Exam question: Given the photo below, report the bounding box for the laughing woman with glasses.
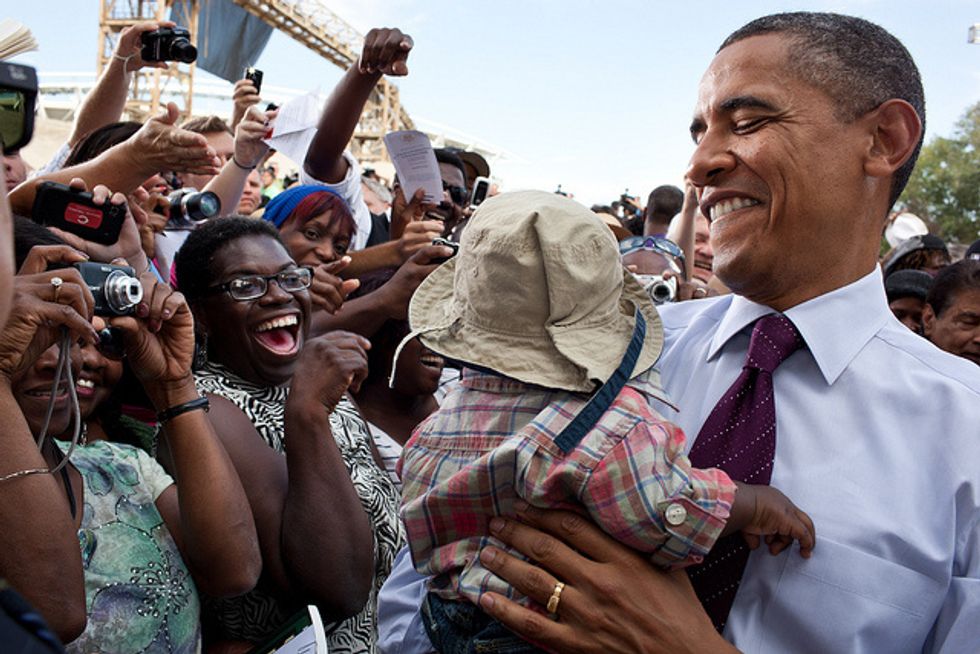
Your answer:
[175,218,403,653]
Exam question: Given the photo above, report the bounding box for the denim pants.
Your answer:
[421,592,546,654]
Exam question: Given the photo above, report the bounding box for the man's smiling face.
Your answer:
[686,34,871,308]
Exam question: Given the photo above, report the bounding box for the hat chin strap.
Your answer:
[388,320,454,389]
[553,309,646,453]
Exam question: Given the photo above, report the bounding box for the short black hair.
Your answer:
[64,121,142,167]
[434,148,468,187]
[926,259,980,317]
[13,215,66,270]
[645,185,684,220]
[175,217,283,301]
[720,12,925,209]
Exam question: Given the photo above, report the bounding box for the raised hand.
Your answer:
[359,28,414,76]
[129,102,222,177]
[734,484,816,557]
[113,20,177,73]
[230,77,262,131]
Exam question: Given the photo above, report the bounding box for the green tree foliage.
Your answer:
[899,102,980,243]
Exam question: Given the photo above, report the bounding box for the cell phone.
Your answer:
[431,237,459,264]
[32,181,126,245]
[244,67,263,94]
[470,176,491,208]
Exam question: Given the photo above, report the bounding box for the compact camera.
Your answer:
[73,262,143,317]
[165,188,221,229]
[32,181,127,245]
[141,27,197,64]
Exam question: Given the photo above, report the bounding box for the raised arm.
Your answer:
[69,21,173,146]
[203,105,276,216]
[9,103,220,215]
[666,183,698,282]
[303,28,414,184]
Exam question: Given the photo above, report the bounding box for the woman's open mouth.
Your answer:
[253,314,301,356]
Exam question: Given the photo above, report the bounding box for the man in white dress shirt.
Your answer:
[378,12,980,654]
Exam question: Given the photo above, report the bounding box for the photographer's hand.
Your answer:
[230,78,262,131]
[0,270,97,382]
[113,20,176,73]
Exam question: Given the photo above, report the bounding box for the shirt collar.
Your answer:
[707,267,890,385]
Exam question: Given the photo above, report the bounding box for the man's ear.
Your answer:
[863,99,922,179]
[921,302,937,339]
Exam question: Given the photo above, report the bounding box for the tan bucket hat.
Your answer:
[399,190,663,393]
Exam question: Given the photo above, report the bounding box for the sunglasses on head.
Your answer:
[619,236,687,278]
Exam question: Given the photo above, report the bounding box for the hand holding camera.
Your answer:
[234,104,278,171]
[140,26,197,64]
[230,73,263,130]
[113,21,178,73]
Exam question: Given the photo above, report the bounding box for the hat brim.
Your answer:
[408,258,663,393]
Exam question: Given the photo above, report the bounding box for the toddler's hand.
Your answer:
[733,483,815,558]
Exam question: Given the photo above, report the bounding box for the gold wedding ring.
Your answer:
[546,581,565,614]
[50,276,63,301]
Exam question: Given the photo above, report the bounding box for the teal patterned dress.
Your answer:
[58,440,200,654]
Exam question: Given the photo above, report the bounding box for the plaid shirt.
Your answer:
[399,369,736,605]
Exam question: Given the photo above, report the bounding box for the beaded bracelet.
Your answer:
[156,397,210,423]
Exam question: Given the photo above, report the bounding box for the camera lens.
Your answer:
[103,270,143,314]
[182,190,221,222]
[650,282,673,304]
[169,37,197,64]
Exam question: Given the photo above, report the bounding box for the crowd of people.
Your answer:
[0,10,978,654]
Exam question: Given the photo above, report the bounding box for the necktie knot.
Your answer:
[745,314,804,373]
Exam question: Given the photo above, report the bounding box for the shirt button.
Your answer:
[665,503,687,526]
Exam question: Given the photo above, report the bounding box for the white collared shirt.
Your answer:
[652,267,980,653]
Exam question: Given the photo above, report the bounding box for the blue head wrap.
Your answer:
[262,184,348,229]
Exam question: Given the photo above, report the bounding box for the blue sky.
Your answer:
[10,1,980,206]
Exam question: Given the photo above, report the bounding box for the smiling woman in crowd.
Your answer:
[175,217,403,653]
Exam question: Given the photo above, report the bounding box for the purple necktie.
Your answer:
[687,313,804,631]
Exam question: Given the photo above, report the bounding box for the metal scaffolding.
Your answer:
[98,0,413,163]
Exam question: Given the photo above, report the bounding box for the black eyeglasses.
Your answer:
[443,181,468,206]
[204,267,313,301]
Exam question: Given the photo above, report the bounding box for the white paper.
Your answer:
[248,605,328,654]
[383,130,442,203]
[263,90,324,167]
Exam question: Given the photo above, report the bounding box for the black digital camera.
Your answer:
[73,262,143,317]
[141,27,197,64]
[33,181,127,245]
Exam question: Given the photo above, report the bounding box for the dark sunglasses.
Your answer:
[443,181,468,206]
[203,267,313,302]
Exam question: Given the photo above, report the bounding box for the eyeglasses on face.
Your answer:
[442,181,468,206]
[204,267,313,301]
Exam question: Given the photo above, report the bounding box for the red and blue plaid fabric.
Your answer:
[399,369,736,606]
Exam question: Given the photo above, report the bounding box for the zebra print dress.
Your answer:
[195,360,405,653]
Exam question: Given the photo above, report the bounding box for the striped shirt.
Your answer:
[399,369,736,605]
